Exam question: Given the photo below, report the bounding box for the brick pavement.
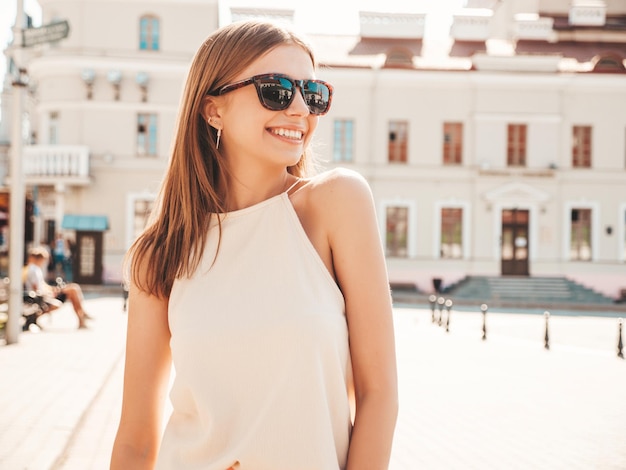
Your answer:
[1,298,625,469]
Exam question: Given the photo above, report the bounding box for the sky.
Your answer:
[0,0,464,89]
[1,0,42,86]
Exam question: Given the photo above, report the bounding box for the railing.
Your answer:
[514,14,555,40]
[569,3,606,27]
[359,11,425,39]
[22,145,90,184]
[450,9,492,41]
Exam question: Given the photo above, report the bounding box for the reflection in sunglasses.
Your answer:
[212,73,333,115]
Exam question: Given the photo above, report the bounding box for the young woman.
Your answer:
[111,20,397,470]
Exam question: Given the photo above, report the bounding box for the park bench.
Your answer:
[0,277,62,333]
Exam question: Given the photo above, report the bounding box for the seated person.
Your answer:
[24,247,92,329]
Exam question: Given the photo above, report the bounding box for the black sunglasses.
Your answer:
[210,73,333,116]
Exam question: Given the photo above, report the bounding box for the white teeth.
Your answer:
[271,128,303,140]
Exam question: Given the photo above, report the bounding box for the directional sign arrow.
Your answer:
[21,20,70,48]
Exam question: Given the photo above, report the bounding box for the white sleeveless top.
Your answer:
[156,186,353,470]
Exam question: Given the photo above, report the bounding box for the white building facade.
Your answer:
[1,0,625,298]
[1,0,220,283]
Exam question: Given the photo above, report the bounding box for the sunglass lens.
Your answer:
[258,77,294,110]
[256,76,331,115]
[303,81,330,115]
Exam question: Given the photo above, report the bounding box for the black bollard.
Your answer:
[480,303,488,341]
[437,297,445,326]
[618,318,624,359]
[123,284,129,312]
[445,299,453,333]
[429,295,437,323]
[544,311,550,350]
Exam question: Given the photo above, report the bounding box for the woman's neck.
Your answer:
[222,170,295,212]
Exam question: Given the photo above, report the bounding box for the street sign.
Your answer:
[21,20,70,48]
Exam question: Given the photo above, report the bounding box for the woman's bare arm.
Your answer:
[110,277,172,469]
[324,170,399,469]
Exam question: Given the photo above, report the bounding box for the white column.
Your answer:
[6,0,26,344]
[54,183,66,232]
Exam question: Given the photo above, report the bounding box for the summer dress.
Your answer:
[156,182,353,470]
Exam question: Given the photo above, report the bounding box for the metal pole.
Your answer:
[437,296,445,326]
[617,318,624,359]
[429,294,436,323]
[445,299,453,333]
[544,311,550,350]
[6,0,26,344]
[480,303,488,341]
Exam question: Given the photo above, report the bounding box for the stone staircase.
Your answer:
[443,275,616,309]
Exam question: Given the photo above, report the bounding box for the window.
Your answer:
[570,208,592,261]
[385,206,408,257]
[383,48,413,68]
[137,113,157,156]
[79,235,96,277]
[572,125,592,168]
[441,208,463,259]
[623,210,626,261]
[388,121,408,163]
[443,122,463,165]
[139,15,160,51]
[49,112,59,144]
[592,53,626,73]
[507,124,526,166]
[333,119,354,162]
[133,198,154,241]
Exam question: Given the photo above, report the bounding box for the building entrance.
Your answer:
[74,231,103,284]
[501,208,529,276]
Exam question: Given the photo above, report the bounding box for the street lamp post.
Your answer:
[6,0,27,344]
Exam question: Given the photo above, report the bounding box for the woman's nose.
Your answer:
[286,86,310,116]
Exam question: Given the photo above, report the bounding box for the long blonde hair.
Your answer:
[128,20,317,298]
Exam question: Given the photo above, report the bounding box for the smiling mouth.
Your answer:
[270,128,304,140]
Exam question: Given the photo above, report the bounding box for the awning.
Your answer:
[62,214,109,231]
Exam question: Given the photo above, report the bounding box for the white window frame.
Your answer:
[139,15,160,51]
[137,113,158,156]
[333,118,355,163]
[563,201,600,262]
[379,199,417,258]
[491,202,539,262]
[49,111,59,145]
[619,203,626,262]
[126,192,157,249]
[434,200,471,260]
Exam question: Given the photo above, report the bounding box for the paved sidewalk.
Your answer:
[1,299,625,469]
[0,296,127,470]
[391,308,626,470]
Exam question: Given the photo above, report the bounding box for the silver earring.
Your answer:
[208,117,221,150]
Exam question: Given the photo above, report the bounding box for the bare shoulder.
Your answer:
[303,168,373,212]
